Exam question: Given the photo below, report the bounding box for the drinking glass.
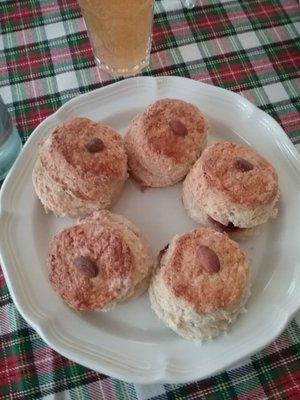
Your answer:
[0,97,22,181]
[78,0,155,77]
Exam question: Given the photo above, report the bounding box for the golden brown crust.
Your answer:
[162,228,249,314]
[201,142,278,207]
[39,117,127,201]
[48,223,133,311]
[142,99,207,163]
[125,99,208,187]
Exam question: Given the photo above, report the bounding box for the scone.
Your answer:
[183,142,279,239]
[33,117,128,217]
[48,210,153,311]
[149,228,250,341]
[125,99,208,187]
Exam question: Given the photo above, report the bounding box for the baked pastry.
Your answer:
[182,141,279,239]
[149,228,250,341]
[125,98,208,187]
[48,210,153,311]
[33,117,128,217]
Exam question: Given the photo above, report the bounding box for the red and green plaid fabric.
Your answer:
[1,0,300,399]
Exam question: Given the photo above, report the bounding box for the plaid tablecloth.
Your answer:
[0,0,300,399]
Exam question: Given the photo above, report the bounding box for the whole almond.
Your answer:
[169,119,188,136]
[85,138,104,153]
[235,157,254,172]
[198,245,220,274]
[73,256,98,278]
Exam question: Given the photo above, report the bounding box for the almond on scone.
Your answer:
[182,141,279,240]
[33,117,128,217]
[125,98,208,188]
[48,211,153,311]
[149,228,250,341]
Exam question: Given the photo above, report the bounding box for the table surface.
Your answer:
[0,1,300,399]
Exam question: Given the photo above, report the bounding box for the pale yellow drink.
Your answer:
[78,0,154,77]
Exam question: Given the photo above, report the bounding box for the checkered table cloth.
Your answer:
[0,0,299,399]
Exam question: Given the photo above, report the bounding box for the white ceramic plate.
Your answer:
[0,77,300,384]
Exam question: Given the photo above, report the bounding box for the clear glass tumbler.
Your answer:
[78,0,155,77]
[0,97,22,181]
